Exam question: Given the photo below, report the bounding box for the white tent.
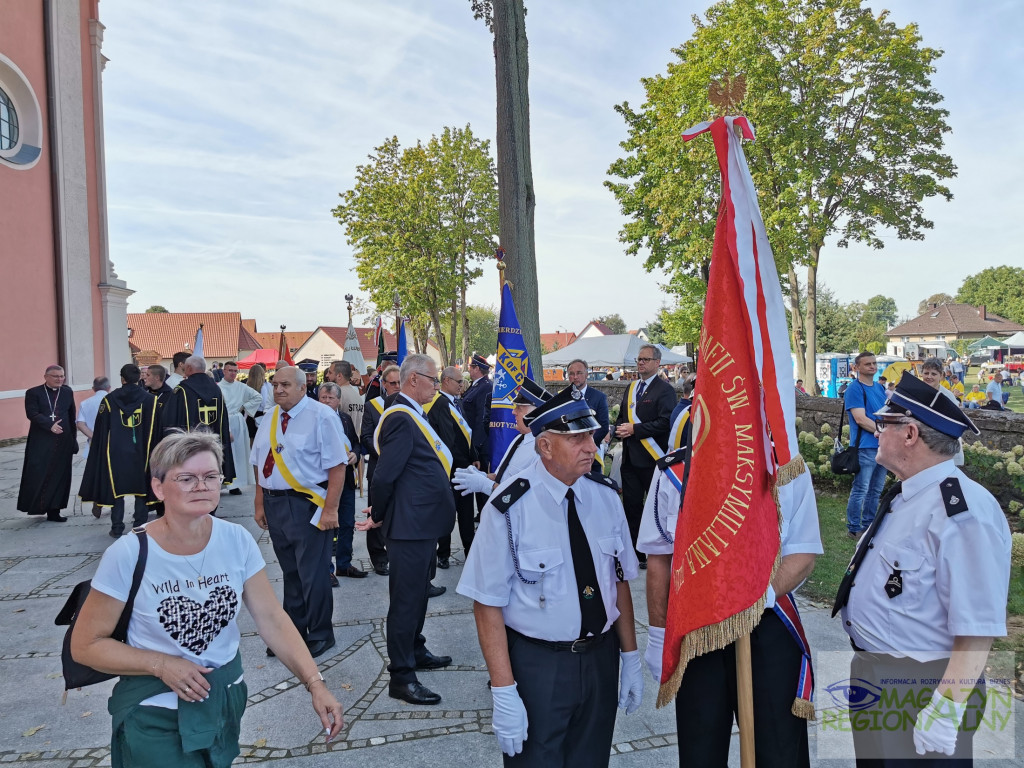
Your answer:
[1000,331,1024,349]
[542,334,691,367]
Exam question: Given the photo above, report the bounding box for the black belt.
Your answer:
[507,626,611,654]
[262,488,312,499]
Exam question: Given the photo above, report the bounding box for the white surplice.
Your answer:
[218,379,264,489]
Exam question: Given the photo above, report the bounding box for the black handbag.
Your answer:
[55,528,148,696]
[830,386,867,475]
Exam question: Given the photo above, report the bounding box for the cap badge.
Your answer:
[582,586,595,599]
[501,494,511,504]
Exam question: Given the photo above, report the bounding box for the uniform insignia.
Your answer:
[582,586,595,599]
[940,477,968,517]
[491,478,530,514]
[274,444,284,454]
[583,470,620,492]
[570,388,582,400]
[656,449,686,470]
[884,570,903,599]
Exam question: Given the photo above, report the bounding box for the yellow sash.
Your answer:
[669,405,690,451]
[627,380,665,461]
[268,406,327,509]
[426,394,472,449]
[369,397,384,415]
[374,404,453,477]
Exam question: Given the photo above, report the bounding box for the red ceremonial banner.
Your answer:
[658,118,782,705]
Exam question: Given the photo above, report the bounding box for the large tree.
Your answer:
[596,313,627,335]
[956,266,1024,325]
[333,126,498,365]
[916,292,954,315]
[606,0,954,393]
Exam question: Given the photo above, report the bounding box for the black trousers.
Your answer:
[263,491,334,644]
[504,628,620,768]
[365,460,388,567]
[386,537,439,685]
[437,489,475,559]
[619,451,655,556]
[110,497,148,535]
[674,610,810,767]
[850,652,985,767]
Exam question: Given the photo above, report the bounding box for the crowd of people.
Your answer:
[14,342,1015,766]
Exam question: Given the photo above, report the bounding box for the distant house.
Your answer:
[293,327,445,371]
[885,303,1024,358]
[577,321,615,340]
[126,312,262,368]
[251,330,313,357]
[541,331,577,352]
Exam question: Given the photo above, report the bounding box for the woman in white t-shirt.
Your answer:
[71,431,343,767]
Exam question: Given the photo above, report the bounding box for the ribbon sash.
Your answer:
[268,406,327,509]
[627,380,665,461]
[374,404,453,477]
[369,397,384,415]
[669,406,691,451]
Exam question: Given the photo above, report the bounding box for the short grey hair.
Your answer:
[185,355,207,373]
[150,430,223,481]
[921,357,942,374]
[331,360,353,378]
[275,366,305,387]
[92,376,111,391]
[568,359,588,372]
[399,354,434,385]
[318,381,342,404]
[639,344,661,362]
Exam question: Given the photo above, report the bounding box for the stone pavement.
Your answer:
[0,439,1019,766]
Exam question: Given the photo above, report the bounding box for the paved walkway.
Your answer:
[0,439,1018,766]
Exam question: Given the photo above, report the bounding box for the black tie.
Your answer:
[832,481,902,617]
[566,489,607,638]
[454,397,464,416]
[636,380,646,401]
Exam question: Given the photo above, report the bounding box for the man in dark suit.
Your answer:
[18,365,78,522]
[461,353,492,515]
[360,364,401,576]
[567,357,610,446]
[428,365,476,568]
[613,345,676,566]
[357,354,456,705]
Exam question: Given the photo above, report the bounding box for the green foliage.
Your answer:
[657,274,708,345]
[864,295,898,329]
[917,292,954,316]
[448,304,499,362]
[333,125,498,365]
[145,305,169,313]
[606,0,955,389]
[815,285,892,353]
[956,266,1024,324]
[596,314,627,335]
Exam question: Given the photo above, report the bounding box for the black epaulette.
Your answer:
[491,478,530,514]
[584,470,620,492]
[657,448,687,471]
[940,477,968,517]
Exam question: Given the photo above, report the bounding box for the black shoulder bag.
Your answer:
[55,527,148,697]
[830,386,868,475]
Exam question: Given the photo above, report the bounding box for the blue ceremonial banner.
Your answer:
[490,282,533,468]
[397,319,408,365]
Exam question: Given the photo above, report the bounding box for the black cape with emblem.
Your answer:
[79,385,160,507]
[18,384,78,513]
[160,373,235,483]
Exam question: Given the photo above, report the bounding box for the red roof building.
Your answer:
[541,331,577,352]
[126,312,263,366]
[885,303,1024,357]
[251,330,313,356]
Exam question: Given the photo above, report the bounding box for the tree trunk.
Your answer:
[788,263,807,388]
[460,271,469,366]
[447,292,459,367]
[803,251,820,396]
[492,0,540,366]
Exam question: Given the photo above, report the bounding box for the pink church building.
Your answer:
[0,0,131,439]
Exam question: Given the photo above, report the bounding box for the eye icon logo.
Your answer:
[824,679,882,711]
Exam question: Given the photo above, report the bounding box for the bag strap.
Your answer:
[111,528,148,642]
[841,381,869,449]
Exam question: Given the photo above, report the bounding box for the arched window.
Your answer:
[0,86,18,151]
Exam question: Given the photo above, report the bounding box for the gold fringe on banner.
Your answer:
[792,697,816,720]
[775,454,806,487]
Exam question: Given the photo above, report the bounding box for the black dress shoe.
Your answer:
[388,681,441,705]
[373,562,390,576]
[266,647,276,657]
[307,637,336,659]
[338,565,368,579]
[46,512,67,522]
[228,488,242,496]
[437,557,450,569]
[639,560,648,570]
[427,583,446,598]
[90,505,101,519]
[329,572,340,588]
[416,652,452,670]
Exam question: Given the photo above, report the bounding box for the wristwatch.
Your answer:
[304,672,324,691]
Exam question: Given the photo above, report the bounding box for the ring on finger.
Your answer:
[185,686,192,693]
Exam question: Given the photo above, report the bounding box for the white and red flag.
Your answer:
[659,116,815,719]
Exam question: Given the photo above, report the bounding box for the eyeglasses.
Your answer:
[413,371,441,387]
[636,357,657,363]
[872,416,910,433]
[383,378,401,388]
[168,473,224,491]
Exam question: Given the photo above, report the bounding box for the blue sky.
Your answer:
[99,0,1024,335]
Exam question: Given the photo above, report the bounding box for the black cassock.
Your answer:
[18,384,78,513]
[160,373,235,483]
[79,385,160,508]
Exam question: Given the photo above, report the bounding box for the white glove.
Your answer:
[618,650,644,715]
[913,691,967,756]
[645,626,665,683]
[491,683,529,757]
[453,466,494,497]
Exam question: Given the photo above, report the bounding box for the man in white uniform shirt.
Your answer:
[75,376,110,461]
[218,361,263,495]
[251,367,348,659]
[834,372,1011,763]
[458,387,644,765]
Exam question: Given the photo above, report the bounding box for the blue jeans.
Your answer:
[846,448,888,533]
[331,485,357,571]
